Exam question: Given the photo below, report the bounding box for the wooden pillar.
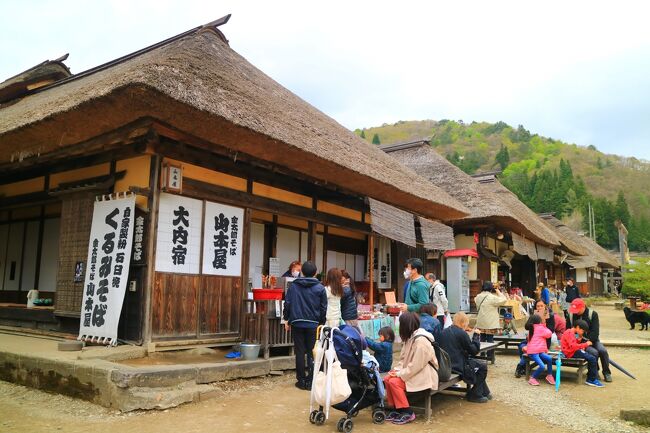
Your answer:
[142,152,161,347]
[307,221,317,262]
[368,234,375,306]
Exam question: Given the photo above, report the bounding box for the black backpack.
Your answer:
[415,335,452,382]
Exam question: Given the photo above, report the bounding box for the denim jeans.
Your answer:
[529,353,553,379]
[572,349,599,382]
[585,341,611,375]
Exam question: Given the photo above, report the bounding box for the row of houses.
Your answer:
[0,17,619,349]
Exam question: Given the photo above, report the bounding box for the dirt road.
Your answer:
[0,304,647,433]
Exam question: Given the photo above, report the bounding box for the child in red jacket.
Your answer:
[560,319,603,387]
[524,314,555,386]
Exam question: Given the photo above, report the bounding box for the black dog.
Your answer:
[623,307,649,330]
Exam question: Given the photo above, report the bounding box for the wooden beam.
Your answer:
[154,137,369,213]
[0,121,153,182]
[368,234,375,307]
[141,153,162,345]
[182,178,372,234]
[307,221,317,263]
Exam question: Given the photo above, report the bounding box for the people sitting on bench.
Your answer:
[383,312,439,425]
[439,312,492,403]
[565,298,612,382]
[560,319,604,388]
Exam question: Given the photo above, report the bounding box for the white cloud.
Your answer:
[1,0,649,158]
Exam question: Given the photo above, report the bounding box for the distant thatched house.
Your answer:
[382,140,593,307]
[540,214,620,295]
[0,17,468,347]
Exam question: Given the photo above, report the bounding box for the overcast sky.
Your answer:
[2,1,649,159]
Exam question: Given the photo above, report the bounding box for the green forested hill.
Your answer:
[356,120,650,252]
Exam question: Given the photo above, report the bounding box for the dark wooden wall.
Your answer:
[151,272,241,339]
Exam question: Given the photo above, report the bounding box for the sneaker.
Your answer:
[603,373,612,383]
[514,366,524,378]
[545,374,556,386]
[386,411,401,422]
[392,412,416,425]
[225,351,241,359]
[586,379,605,388]
[528,378,540,386]
[486,394,493,401]
[294,381,306,390]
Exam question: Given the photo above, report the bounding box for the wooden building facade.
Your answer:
[0,18,467,347]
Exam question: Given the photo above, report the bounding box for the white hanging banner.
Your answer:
[78,195,136,345]
[155,193,202,274]
[376,236,392,289]
[202,201,244,276]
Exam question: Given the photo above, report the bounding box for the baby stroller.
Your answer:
[309,325,385,433]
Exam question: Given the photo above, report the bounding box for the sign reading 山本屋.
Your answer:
[78,195,135,345]
[202,201,244,276]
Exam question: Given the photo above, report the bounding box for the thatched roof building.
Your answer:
[538,214,619,268]
[381,140,561,248]
[0,19,468,222]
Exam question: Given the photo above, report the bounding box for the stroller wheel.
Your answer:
[314,411,326,426]
[336,417,346,432]
[342,419,354,433]
[372,409,386,424]
[309,410,319,424]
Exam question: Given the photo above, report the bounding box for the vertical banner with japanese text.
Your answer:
[78,195,135,344]
[202,201,244,276]
[155,193,202,274]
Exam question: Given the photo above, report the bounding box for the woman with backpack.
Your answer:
[383,312,439,425]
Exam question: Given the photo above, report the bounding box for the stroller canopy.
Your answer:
[333,325,364,368]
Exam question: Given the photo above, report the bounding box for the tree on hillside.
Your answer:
[510,124,531,143]
[360,130,366,139]
[372,133,380,145]
[615,191,631,226]
[495,144,510,170]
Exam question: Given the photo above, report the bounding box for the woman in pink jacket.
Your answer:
[523,314,555,386]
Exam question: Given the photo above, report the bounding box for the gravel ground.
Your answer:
[488,348,647,433]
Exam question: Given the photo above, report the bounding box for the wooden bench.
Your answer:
[523,354,587,383]
[408,374,466,420]
[493,334,526,351]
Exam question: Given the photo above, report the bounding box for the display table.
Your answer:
[241,299,292,359]
[357,316,396,340]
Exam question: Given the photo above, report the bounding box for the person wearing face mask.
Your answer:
[282,260,302,278]
[399,258,430,313]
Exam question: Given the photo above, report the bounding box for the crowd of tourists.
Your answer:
[282,258,612,425]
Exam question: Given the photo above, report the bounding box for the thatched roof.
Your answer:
[0,54,71,103]
[382,141,559,247]
[0,19,468,222]
[473,173,562,248]
[539,214,619,268]
[538,214,588,256]
[577,233,621,269]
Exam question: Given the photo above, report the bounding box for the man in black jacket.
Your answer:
[283,261,327,389]
[439,312,491,403]
[565,278,581,303]
[565,298,612,382]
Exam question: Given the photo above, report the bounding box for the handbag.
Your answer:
[313,347,351,406]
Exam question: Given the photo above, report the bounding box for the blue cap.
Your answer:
[503,313,513,320]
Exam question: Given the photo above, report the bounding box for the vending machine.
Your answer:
[445,249,478,313]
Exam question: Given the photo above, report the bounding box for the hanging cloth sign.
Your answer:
[78,195,135,345]
[155,192,202,274]
[202,201,244,276]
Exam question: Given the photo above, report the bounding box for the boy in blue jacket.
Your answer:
[283,261,327,390]
[365,326,395,373]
